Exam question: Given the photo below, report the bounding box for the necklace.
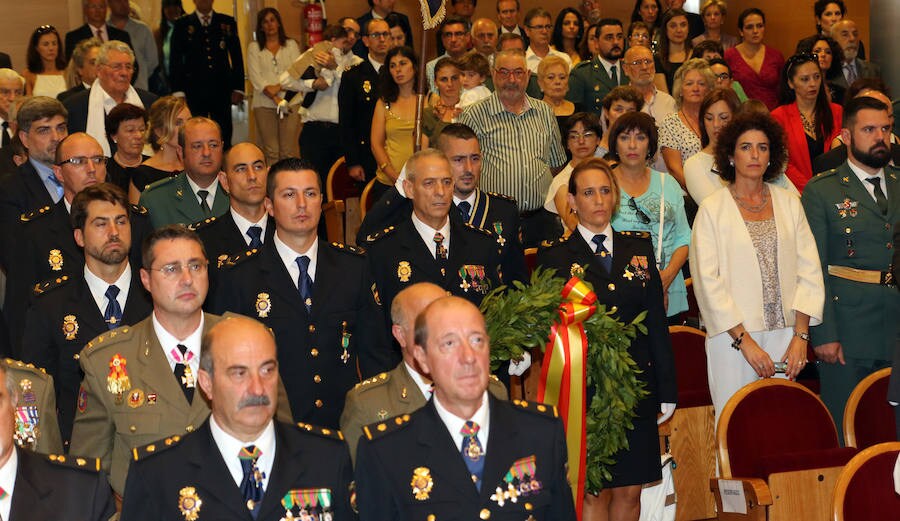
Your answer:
[114,152,143,168]
[730,185,769,213]
[799,109,816,135]
[680,110,700,138]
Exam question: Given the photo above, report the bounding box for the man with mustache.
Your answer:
[69,225,293,497]
[21,183,152,447]
[801,95,899,439]
[121,315,354,521]
[567,18,628,115]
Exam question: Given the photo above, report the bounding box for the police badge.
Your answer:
[397,261,412,282]
[411,467,434,500]
[62,315,79,340]
[48,249,63,271]
[256,292,272,318]
[178,487,202,521]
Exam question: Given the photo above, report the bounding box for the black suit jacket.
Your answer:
[0,161,55,272]
[56,83,87,104]
[355,396,575,521]
[353,11,413,58]
[0,52,11,69]
[208,239,393,427]
[813,143,900,175]
[9,447,114,521]
[21,270,152,444]
[536,230,677,415]
[64,24,132,61]
[121,419,355,521]
[193,212,275,264]
[169,12,244,98]
[63,87,158,145]
[338,59,379,176]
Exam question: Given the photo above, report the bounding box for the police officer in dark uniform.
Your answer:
[169,0,244,146]
[21,184,152,446]
[208,158,392,429]
[366,149,505,323]
[355,296,575,521]
[338,18,391,184]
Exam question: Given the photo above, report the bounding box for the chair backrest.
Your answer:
[359,179,377,219]
[833,442,900,521]
[524,247,537,277]
[325,156,361,202]
[668,326,711,408]
[844,368,895,449]
[717,379,840,479]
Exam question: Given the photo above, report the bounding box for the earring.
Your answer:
[729,159,734,166]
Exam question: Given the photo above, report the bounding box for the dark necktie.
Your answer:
[1,121,9,147]
[433,232,447,260]
[865,177,889,215]
[95,27,104,41]
[246,225,263,249]
[173,344,194,403]
[610,64,619,85]
[296,256,312,312]
[457,201,472,221]
[592,234,612,273]
[844,63,857,84]
[104,285,122,330]
[239,445,265,518]
[197,189,212,216]
[460,421,484,491]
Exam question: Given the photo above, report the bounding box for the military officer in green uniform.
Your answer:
[801,96,900,436]
[566,18,627,114]
[139,117,230,228]
[4,358,63,454]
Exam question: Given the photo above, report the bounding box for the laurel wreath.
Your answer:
[481,267,648,493]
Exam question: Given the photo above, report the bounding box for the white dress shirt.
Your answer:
[404,362,433,399]
[433,391,490,454]
[273,232,318,285]
[577,222,613,256]
[411,212,451,259]
[525,47,572,74]
[847,159,887,203]
[83,263,132,317]
[152,312,204,374]
[230,208,269,247]
[185,175,220,211]
[209,415,276,490]
[247,39,302,110]
[294,49,362,124]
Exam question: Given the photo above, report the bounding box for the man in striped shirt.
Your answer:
[459,49,567,247]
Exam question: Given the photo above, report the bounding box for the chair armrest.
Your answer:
[710,477,772,520]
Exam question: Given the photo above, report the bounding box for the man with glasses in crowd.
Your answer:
[568,18,628,114]
[427,16,471,94]
[353,0,412,59]
[621,44,676,127]
[523,8,571,74]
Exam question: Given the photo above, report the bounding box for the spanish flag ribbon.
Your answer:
[538,277,596,520]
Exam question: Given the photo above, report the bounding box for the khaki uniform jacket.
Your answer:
[5,358,63,454]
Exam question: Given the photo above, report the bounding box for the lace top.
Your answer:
[744,217,785,330]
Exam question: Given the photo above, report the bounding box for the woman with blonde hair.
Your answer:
[128,95,190,204]
[538,54,576,135]
[658,58,715,188]
[692,0,739,50]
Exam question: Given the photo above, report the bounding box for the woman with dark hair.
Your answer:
[545,112,602,232]
[552,8,586,66]
[371,46,421,201]
[105,103,149,192]
[654,9,692,94]
[247,7,301,165]
[610,111,690,319]
[128,95,190,203]
[580,23,601,61]
[691,111,824,424]
[538,157,676,521]
[24,25,66,97]
[685,88,741,204]
[771,53,842,191]
[597,86,644,158]
[796,35,846,104]
[631,0,662,50]
[626,21,652,50]
[814,0,845,38]
[423,57,462,143]
[724,8,784,110]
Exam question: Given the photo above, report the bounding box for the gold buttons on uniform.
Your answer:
[524,502,533,511]
[608,283,615,291]
[186,425,194,432]
[427,516,436,521]
[309,324,316,333]
[315,399,323,408]
[313,375,322,383]
[129,425,136,433]
[480,508,491,519]
[310,348,319,357]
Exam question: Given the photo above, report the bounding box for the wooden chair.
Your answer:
[359,179,377,219]
[322,200,346,243]
[664,326,717,521]
[325,157,363,244]
[710,379,858,521]
[325,156,361,201]
[844,368,895,449]
[832,442,900,521]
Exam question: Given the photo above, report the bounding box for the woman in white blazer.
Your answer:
[690,111,824,422]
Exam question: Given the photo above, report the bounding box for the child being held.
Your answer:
[457,52,492,109]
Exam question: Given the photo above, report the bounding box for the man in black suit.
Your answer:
[193,143,274,266]
[169,0,244,147]
[0,362,115,521]
[64,41,157,156]
[121,315,355,521]
[497,0,529,47]
[64,0,133,61]
[339,18,392,184]
[355,296,576,520]
[21,183,152,446]
[57,38,102,104]
[208,158,392,428]
[353,0,412,58]
[0,68,25,174]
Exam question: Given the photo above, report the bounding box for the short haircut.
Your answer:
[627,20,650,38]
[436,123,478,149]
[672,59,715,107]
[70,183,130,230]
[842,95,889,129]
[607,111,658,162]
[199,316,276,375]
[67,37,102,86]
[700,0,728,17]
[105,103,147,142]
[493,48,526,67]
[497,32,526,51]
[141,224,206,270]
[322,24,348,42]
[405,148,449,182]
[0,68,25,88]
[523,7,551,27]
[707,57,730,72]
[602,85,645,113]
[148,95,188,151]
[177,116,221,150]
[567,157,621,214]
[17,96,67,133]
[364,18,388,36]
[98,40,135,65]
[536,55,569,79]
[691,39,723,59]
[699,88,741,147]
[737,8,765,31]
[562,112,601,148]
[458,52,490,78]
[0,365,18,405]
[846,77,892,101]
[596,18,624,33]
[441,15,471,34]
[713,112,787,183]
[496,0,519,11]
[266,157,320,199]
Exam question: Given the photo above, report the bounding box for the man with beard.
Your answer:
[567,18,627,114]
[801,95,899,437]
[21,183,152,446]
[580,0,603,26]
[830,19,881,93]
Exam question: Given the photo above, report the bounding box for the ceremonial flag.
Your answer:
[419,0,446,29]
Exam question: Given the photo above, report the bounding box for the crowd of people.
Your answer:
[0,0,897,520]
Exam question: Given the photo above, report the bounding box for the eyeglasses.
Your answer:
[630,34,650,41]
[494,68,527,79]
[147,260,208,278]
[367,31,391,40]
[567,130,598,141]
[625,58,653,67]
[528,24,553,31]
[715,72,731,80]
[442,31,467,39]
[628,197,651,224]
[56,155,108,167]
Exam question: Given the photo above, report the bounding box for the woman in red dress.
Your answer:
[724,8,784,110]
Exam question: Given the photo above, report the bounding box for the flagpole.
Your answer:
[413,27,428,153]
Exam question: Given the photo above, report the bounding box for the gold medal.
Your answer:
[127,388,145,408]
[397,261,412,282]
[363,80,371,93]
[182,366,195,388]
[48,249,63,271]
[178,486,202,521]
[256,292,272,318]
[62,315,79,340]
[106,353,131,397]
[465,438,482,461]
[570,263,584,278]
[410,467,433,500]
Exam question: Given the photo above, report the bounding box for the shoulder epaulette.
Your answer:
[295,422,345,442]
[540,234,570,248]
[365,226,396,243]
[217,248,260,269]
[485,191,516,204]
[20,205,54,223]
[511,399,559,418]
[463,222,493,237]
[3,358,48,376]
[362,413,412,441]
[353,372,390,391]
[143,175,177,192]
[572,59,591,70]
[188,215,218,231]
[129,204,148,216]
[328,241,365,256]
[810,168,838,182]
[46,453,102,472]
[131,435,183,461]
[619,230,651,240]
[81,325,135,355]
[32,275,71,297]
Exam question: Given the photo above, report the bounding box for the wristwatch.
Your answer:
[794,330,810,341]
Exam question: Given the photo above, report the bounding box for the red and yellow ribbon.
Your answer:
[538,277,596,520]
